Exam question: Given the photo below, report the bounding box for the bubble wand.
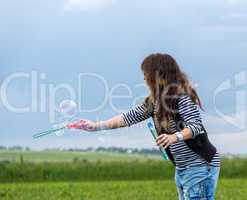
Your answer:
[147,122,169,160]
[32,100,77,139]
[32,126,67,139]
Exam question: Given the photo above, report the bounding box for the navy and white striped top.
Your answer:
[122,95,220,170]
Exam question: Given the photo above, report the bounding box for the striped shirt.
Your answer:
[122,95,220,170]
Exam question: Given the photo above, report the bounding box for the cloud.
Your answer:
[202,111,247,134]
[202,111,247,154]
[209,131,247,154]
[221,12,247,20]
[64,0,114,11]
[227,0,246,6]
[202,113,233,133]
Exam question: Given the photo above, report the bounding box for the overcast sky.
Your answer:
[0,0,247,153]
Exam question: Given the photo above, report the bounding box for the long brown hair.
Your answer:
[141,53,203,130]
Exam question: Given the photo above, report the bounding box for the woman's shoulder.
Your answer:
[178,94,193,104]
[143,95,154,106]
[177,94,199,111]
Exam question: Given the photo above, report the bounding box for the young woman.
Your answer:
[68,53,221,200]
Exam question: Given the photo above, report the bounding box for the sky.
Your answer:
[0,0,247,154]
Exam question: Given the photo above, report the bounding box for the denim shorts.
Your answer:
[175,164,220,200]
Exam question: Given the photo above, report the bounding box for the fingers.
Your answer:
[157,134,166,141]
[156,134,168,145]
[67,119,88,129]
[86,125,95,131]
[164,141,170,149]
[156,137,168,146]
[67,119,97,132]
[160,139,170,148]
[156,134,170,148]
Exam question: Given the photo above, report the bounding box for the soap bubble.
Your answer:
[59,100,77,118]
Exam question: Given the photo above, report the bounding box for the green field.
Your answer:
[1,180,247,200]
[0,150,161,163]
[0,151,247,200]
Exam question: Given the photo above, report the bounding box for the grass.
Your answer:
[1,151,247,199]
[0,159,174,182]
[1,153,247,182]
[0,179,246,200]
[0,150,160,163]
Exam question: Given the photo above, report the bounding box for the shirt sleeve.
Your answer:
[178,95,204,138]
[121,99,153,127]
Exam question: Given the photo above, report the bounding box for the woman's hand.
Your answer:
[156,133,178,149]
[67,119,98,132]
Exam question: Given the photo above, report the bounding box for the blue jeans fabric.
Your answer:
[175,164,220,200]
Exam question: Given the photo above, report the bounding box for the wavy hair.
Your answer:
[141,53,203,130]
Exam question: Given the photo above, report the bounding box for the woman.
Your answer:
[68,53,221,200]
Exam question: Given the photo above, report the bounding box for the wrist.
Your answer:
[96,121,108,131]
[175,131,184,142]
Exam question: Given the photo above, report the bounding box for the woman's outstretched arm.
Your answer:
[67,114,127,131]
[67,99,153,132]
